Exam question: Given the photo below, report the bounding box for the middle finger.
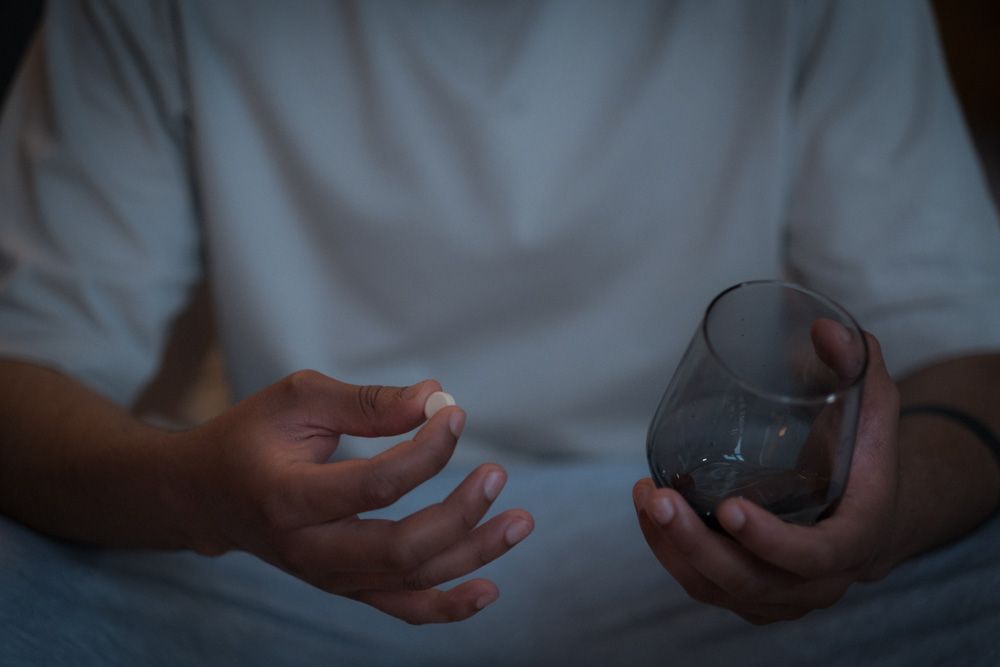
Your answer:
[287,463,508,576]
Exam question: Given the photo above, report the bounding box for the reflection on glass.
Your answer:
[647,281,868,530]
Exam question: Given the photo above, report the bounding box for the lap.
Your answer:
[1,461,998,666]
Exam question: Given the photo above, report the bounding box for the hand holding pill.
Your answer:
[177,372,533,624]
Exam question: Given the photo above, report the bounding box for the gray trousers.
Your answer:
[2,461,998,666]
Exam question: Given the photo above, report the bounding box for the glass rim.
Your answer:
[700,280,870,406]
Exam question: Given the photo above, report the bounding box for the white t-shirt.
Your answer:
[1,0,998,464]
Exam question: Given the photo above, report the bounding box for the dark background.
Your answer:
[1,2,44,98]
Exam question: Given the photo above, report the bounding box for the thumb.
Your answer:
[810,317,867,384]
[275,370,442,437]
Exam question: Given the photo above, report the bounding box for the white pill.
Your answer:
[424,391,456,420]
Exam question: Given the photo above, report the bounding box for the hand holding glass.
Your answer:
[647,281,868,530]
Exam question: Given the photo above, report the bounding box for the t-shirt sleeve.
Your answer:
[784,0,1000,378]
[0,0,202,405]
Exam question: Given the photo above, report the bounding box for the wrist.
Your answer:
[155,427,231,556]
[875,411,1000,574]
[900,405,1000,478]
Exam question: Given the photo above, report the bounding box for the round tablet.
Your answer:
[424,391,456,420]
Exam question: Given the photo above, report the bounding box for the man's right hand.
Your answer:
[168,371,533,624]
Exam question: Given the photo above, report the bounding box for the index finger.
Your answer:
[273,371,442,437]
[294,406,466,522]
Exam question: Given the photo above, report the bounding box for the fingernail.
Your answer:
[475,593,497,610]
[504,519,532,546]
[839,325,852,344]
[721,502,747,532]
[483,470,506,501]
[448,410,466,438]
[650,496,674,526]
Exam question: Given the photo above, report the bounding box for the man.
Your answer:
[1,1,998,664]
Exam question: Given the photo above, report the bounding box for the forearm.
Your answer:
[0,359,203,550]
[879,353,1000,573]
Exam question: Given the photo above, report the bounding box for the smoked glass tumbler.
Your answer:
[646,281,868,529]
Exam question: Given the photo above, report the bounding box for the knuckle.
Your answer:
[357,384,388,422]
[401,568,432,591]
[475,545,493,567]
[360,468,402,509]
[282,369,322,400]
[445,502,479,533]
[432,501,478,537]
[384,537,422,571]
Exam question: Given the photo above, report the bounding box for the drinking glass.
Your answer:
[646,281,868,529]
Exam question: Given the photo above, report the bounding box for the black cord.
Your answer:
[900,405,1000,470]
